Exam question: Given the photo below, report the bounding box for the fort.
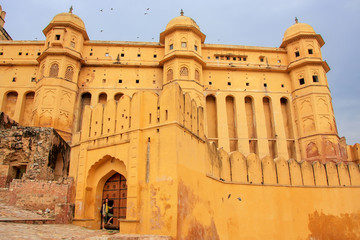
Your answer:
[0,5,359,239]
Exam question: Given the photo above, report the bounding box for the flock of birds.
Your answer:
[98,7,152,41]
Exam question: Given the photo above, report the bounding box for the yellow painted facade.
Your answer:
[1,7,360,239]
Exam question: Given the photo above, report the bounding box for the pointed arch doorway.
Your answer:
[102,172,127,229]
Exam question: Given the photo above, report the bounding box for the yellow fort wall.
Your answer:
[0,6,359,239]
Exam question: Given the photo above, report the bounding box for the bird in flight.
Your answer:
[100,9,103,12]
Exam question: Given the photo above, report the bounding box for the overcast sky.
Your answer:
[2,0,360,145]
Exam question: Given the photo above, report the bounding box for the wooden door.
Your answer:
[102,173,127,228]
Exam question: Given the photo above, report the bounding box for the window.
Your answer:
[209,81,212,85]
[195,70,200,81]
[137,54,141,57]
[64,66,74,81]
[12,77,16,82]
[31,77,36,82]
[233,57,236,61]
[18,52,22,55]
[299,78,305,85]
[264,83,267,87]
[118,79,122,83]
[90,53,93,56]
[49,63,59,77]
[153,54,157,58]
[55,35,61,40]
[246,82,249,86]
[0,52,3,55]
[169,44,173,50]
[105,53,109,57]
[238,57,242,61]
[181,42,187,48]
[295,51,300,57]
[167,69,173,81]
[226,56,230,60]
[194,45,198,51]
[227,82,231,86]
[102,79,106,83]
[312,75,319,82]
[215,56,219,60]
[308,49,313,54]
[37,52,41,56]
[260,57,264,62]
[121,53,125,57]
[136,79,139,83]
[243,57,247,61]
[180,67,188,76]
[281,84,284,88]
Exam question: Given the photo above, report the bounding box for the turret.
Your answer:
[281,18,346,163]
[0,5,12,40]
[32,8,88,141]
[159,10,206,99]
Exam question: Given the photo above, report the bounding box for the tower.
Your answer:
[33,9,89,141]
[159,10,206,104]
[281,19,346,163]
[0,5,12,40]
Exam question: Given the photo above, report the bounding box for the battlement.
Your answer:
[207,142,360,187]
[77,83,205,143]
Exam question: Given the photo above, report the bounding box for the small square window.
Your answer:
[227,82,231,86]
[55,35,61,40]
[295,51,300,57]
[102,79,106,83]
[153,54,157,58]
[181,42,187,48]
[137,54,141,57]
[18,52,22,55]
[260,58,264,62]
[12,77,16,82]
[246,82,249,86]
[209,81,212,85]
[105,53,109,57]
[281,84,284,88]
[207,56,210,59]
[194,45,198,51]
[312,75,319,82]
[308,49,313,54]
[0,52,3,55]
[37,52,41,56]
[215,56,219,60]
[233,57,236,61]
[90,53,93,56]
[299,78,305,85]
[243,57,247,61]
[26,53,29,56]
[121,53,125,57]
[31,77,36,82]
[226,56,230,60]
[136,79,139,83]
[169,44,173,50]
[264,83,267,87]
[238,57,242,61]
[118,79,122,83]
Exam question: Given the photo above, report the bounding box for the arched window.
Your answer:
[64,66,74,81]
[180,67,188,77]
[49,63,59,77]
[40,64,45,78]
[195,70,200,81]
[167,69,173,82]
[114,93,124,101]
[99,93,107,104]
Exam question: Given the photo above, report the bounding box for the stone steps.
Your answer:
[0,218,55,224]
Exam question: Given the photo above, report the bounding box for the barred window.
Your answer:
[167,69,173,82]
[180,67,188,77]
[65,66,74,81]
[195,70,200,81]
[49,63,59,77]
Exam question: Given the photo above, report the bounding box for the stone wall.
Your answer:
[0,114,70,187]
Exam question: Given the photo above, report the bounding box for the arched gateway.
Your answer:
[102,173,127,229]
